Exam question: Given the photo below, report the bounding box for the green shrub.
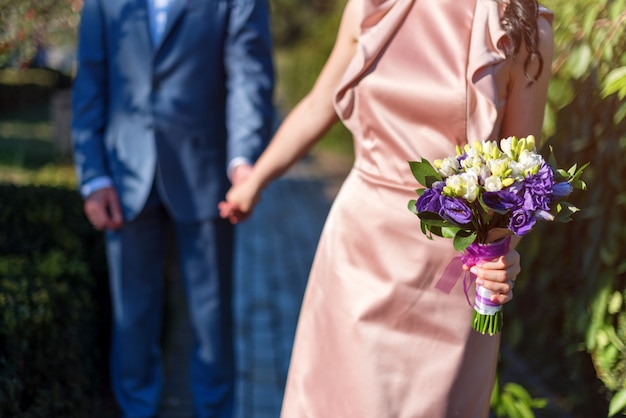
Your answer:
[274,0,353,157]
[0,183,109,417]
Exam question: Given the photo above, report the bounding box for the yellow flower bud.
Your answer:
[502,178,515,187]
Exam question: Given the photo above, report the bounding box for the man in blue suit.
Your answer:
[71,0,274,416]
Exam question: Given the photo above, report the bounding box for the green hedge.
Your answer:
[274,0,353,156]
[506,1,626,416]
[0,183,110,417]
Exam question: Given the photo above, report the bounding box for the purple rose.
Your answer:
[482,190,522,212]
[416,183,444,214]
[526,164,554,194]
[508,208,536,235]
[520,163,555,212]
[439,196,473,225]
[522,188,551,212]
[536,163,555,187]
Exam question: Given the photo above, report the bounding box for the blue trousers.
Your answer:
[104,186,234,418]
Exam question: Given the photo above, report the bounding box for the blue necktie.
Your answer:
[148,0,173,46]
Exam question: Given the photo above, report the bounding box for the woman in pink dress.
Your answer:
[220,0,554,416]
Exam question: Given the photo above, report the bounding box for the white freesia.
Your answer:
[500,136,515,158]
[445,174,464,196]
[520,135,536,153]
[508,161,523,178]
[484,175,503,192]
[445,172,480,202]
[486,158,511,178]
[435,156,460,177]
[461,172,480,202]
[464,145,483,161]
[517,149,544,176]
[482,140,502,160]
[477,164,492,184]
[461,155,483,174]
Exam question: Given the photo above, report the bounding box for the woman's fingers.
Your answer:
[218,201,252,224]
[468,249,521,304]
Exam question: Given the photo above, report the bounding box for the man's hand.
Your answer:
[84,186,124,230]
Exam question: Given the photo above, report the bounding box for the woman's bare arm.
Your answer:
[220,0,362,218]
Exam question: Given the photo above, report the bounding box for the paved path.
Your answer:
[158,151,351,418]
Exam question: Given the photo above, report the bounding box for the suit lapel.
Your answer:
[153,0,187,53]
[136,0,154,52]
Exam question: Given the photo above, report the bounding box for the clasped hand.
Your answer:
[218,165,261,224]
[464,249,521,305]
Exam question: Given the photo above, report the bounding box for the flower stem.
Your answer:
[472,310,503,336]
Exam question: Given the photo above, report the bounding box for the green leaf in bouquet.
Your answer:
[441,226,461,239]
[571,178,587,191]
[421,221,435,240]
[417,214,445,240]
[408,199,418,216]
[553,201,580,222]
[547,145,558,169]
[567,163,579,177]
[417,212,464,241]
[421,225,446,239]
[570,162,590,189]
[453,230,476,252]
[417,210,447,226]
[556,168,570,179]
[408,159,442,188]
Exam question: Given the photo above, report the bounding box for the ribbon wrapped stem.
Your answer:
[435,237,511,335]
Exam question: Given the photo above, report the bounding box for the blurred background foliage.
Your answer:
[0,0,625,416]
[508,0,626,416]
[0,0,82,68]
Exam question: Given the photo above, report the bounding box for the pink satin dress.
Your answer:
[281,1,552,417]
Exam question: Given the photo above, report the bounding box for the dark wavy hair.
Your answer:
[498,0,544,84]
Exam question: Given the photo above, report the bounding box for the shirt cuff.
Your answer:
[227,157,252,181]
[80,176,113,198]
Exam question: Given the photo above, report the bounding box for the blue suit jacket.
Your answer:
[71,0,275,222]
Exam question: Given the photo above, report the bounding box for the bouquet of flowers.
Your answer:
[408,135,587,335]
